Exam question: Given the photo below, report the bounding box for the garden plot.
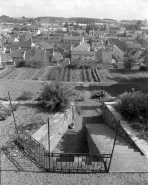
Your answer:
[38,67,53,81]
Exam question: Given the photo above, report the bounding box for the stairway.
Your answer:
[86,124,148,172]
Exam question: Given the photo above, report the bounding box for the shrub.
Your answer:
[16,91,33,101]
[25,57,44,68]
[114,91,148,121]
[0,103,11,121]
[39,81,75,112]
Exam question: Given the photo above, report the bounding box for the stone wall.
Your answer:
[32,104,73,152]
[102,102,144,155]
[85,126,100,155]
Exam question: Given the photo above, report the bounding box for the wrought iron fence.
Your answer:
[14,126,112,173]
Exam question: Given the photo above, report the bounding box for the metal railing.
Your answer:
[14,126,112,173]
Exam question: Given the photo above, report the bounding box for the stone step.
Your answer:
[86,123,148,172]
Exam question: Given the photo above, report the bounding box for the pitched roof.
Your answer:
[4,44,19,50]
[73,43,90,51]
[36,41,53,49]
[71,51,94,56]
[7,49,24,58]
[113,39,128,52]
[63,36,83,41]
[18,41,31,48]
[109,27,120,32]
[51,55,60,62]
[47,38,63,43]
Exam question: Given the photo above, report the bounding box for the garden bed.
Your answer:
[102,102,148,158]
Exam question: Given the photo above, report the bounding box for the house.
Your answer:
[94,31,106,39]
[51,52,63,64]
[35,41,53,51]
[112,39,128,62]
[126,41,141,49]
[3,44,19,53]
[68,26,74,31]
[71,50,95,61]
[0,51,14,66]
[63,43,73,53]
[7,49,25,66]
[127,49,143,63]
[63,36,84,46]
[47,36,63,49]
[141,39,148,49]
[72,43,90,51]
[91,37,104,50]
[109,26,121,34]
[95,50,112,63]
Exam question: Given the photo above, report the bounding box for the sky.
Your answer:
[0,0,148,20]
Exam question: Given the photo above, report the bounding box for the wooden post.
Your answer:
[48,118,50,170]
[107,120,120,172]
[8,91,18,135]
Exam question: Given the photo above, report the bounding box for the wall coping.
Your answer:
[104,102,148,158]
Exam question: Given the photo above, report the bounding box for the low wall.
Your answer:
[85,125,100,155]
[32,104,73,152]
[102,102,144,155]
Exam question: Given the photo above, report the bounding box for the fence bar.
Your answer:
[107,120,120,172]
[8,91,18,135]
[48,118,50,170]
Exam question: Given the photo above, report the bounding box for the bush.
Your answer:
[16,91,33,101]
[0,103,11,121]
[114,91,148,122]
[39,81,75,112]
[25,57,43,68]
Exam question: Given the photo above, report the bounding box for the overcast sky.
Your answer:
[0,0,148,20]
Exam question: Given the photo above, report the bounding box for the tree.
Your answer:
[103,24,106,31]
[136,20,142,30]
[85,25,90,34]
[124,57,134,71]
[123,31,126,37]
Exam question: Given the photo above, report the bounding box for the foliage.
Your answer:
[136,20,142,30]
[124,57,134,70]
[39,81,76,112]
[0,103,11,121]
[114,91,148,122]
[25,57,44,68]
[16,91,33,101]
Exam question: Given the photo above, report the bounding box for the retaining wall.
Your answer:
[32,104,73,152]
[102,102,145,155]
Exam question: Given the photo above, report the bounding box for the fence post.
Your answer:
[107,120,120,172]
[48,118,50,170]
[8,91,18,136]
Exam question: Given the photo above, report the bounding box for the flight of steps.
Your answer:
[1,144,42,172]
[86,123,148,172]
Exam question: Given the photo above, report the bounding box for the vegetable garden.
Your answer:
[0,66,111,82]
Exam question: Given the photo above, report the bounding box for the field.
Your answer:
[110,69,148,82]
[0,66,112,82]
